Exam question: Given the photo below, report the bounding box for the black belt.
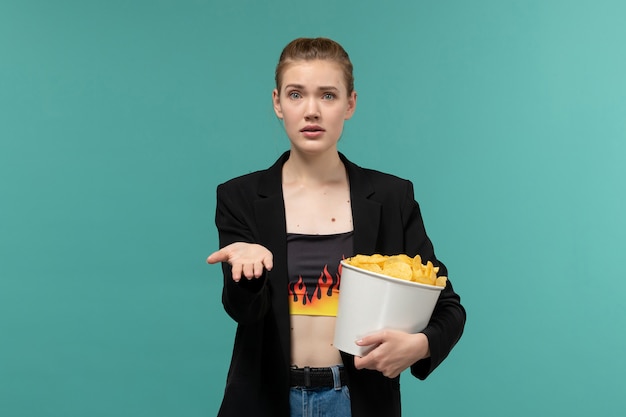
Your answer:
[290,366,348,388]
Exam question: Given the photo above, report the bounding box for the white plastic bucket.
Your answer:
[333,261,444,356]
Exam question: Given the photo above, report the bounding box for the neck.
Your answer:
[283,149,345,186]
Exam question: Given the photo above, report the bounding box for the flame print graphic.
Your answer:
[288,263,342,316]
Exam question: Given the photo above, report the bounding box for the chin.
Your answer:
[291,138,334,149]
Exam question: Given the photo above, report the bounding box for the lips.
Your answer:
[300,125,325,133]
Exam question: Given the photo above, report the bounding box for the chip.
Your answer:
[382,260,412,280]
[345,253,448,287]
[359,263,383,273]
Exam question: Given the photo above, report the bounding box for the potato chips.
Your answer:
[345,254,448,287]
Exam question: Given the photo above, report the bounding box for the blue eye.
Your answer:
[289,92,302,99]
[322,93,335,100]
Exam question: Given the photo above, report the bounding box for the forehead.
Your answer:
[281,59,346,91]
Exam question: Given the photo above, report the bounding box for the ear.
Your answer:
[344,91,357,120]
[272,89,283,119]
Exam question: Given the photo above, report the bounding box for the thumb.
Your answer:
[207,248,229,264]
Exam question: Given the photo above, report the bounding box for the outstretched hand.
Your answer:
[353,330,430,378]
[207,242,273,282]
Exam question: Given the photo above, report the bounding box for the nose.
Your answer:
[304,98,320,120]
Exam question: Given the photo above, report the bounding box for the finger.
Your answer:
[253,262,265,278]
[207,248,228,264]
[262,255,273,271]
[230,263,243,282]
[354,354,368,368]
[353,356,364,369]
[387,369,401,379]
[353,355,373,371]
[241,263,256,280]
[356,332,384,347]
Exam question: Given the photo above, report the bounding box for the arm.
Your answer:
[208,183,274,324]
[400,181,466,379]
[354,180,466,379]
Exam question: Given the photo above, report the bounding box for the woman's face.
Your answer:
[273,59,357,156]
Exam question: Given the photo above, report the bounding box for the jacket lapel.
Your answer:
[341,154,382,255]
[255,153,288,252]
[254,152,291,365]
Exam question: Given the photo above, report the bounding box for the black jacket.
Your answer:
[214,151,466,417]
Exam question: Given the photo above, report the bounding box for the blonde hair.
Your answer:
[275,37,354,95]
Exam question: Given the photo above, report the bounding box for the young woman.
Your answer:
[207,37,466,417]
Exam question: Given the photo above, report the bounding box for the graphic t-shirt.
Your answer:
[287,231,354,317]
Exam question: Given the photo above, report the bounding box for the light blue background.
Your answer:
[1,1,625,416]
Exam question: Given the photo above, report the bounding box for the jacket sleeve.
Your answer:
[214,182,272,325]
[399,181,466,380]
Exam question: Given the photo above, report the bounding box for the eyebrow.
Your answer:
[284,84,340,92]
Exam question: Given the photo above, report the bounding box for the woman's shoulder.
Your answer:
[343,155,413,190]
[217,169,265,189]
[362,166,411,185]
[216,152,287,194]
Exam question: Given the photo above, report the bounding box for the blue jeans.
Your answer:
[290,366,351,417]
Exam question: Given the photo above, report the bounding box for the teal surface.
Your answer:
[1,1,625,416]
